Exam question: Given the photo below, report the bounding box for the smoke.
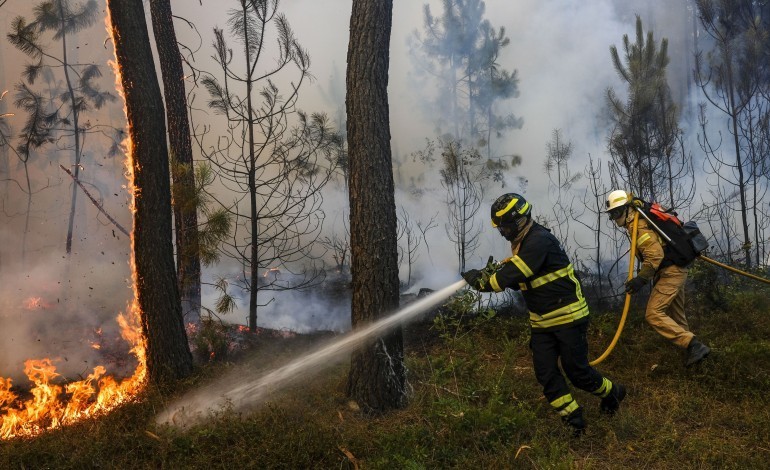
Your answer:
[0,0,712,369]
[157,280,466,428]
[0,250,133,383]
[0,2,133,383]
[209,286,352,334]
[187,0,705,332]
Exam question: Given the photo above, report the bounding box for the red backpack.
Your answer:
[638,200,709,267]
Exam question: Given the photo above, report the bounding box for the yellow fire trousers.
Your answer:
[646,265,694,349]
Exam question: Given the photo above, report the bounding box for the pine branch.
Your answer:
[59,164,129,236]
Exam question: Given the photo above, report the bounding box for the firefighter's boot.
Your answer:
[600,383,626,416]
[562,407,585,437]
[686,338,711,367]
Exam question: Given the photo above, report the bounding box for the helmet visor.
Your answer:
[497,225,516,239]
[607,205,626,220]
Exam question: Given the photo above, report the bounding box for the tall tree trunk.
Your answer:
[107,0,193,385]
[60,1,82,255]
[725,56,752,267]
[346,0,407,412]
[242,2,260,332]
[149,0,202,323]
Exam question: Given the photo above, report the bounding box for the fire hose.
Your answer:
[589,211,639,365]
[590,205,770,366]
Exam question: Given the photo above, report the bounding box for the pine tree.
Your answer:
[607,15,689,207]
[410,0,521,155]
[346,0,407,412]
[8,0,117,255]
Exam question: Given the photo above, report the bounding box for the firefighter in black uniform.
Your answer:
[462,193,626,434]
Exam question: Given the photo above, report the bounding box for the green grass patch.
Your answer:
[3,285,770,468]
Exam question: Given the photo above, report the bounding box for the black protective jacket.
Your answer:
[487,223,589,332]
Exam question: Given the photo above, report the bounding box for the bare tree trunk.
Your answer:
[60,1,83,255]
[242,2,260,332]
[346,0,407,412]
[107,0,193,385]
[725,57,752,267]
[149,0,202,323]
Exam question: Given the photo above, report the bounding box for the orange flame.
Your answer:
[0,301,146,439]
[0,8,147,439]
[263,267,280,278]
[22,297,46,310]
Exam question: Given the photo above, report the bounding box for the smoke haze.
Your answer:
[0,0,712,355]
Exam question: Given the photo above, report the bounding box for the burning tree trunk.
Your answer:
[149,0,202,323]
[107,0,193,384]
[345,0,407,412]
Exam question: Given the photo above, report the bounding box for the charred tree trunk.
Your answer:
[345,0,407,413]
[107,0,193,385]
[149,0,202,322]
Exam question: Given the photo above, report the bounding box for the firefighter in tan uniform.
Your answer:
[606,190,711,367]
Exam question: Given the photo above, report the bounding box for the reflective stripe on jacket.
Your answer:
[630,218,667,275]
[488,223,589,331]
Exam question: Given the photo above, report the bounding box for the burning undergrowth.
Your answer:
[0,252,144,439]
[1,304,135,386]
[0,254,134,381]
[0,300,145,440]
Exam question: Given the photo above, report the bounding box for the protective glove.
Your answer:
[461,269,484,290]
[624,276,648,294]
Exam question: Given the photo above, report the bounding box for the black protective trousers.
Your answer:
[530,322,605,404]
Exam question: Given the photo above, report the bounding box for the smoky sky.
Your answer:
[0,0,716,343]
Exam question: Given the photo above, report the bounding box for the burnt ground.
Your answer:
[3,290,444,402]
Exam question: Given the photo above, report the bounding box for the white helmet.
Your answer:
[605,189,631,212]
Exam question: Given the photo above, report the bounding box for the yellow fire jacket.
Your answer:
[488,223,589,332]
[626,216,667,279]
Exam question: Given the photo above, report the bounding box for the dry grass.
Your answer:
[2,279,770,469]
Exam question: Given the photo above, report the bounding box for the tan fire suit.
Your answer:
[622,211,694,349]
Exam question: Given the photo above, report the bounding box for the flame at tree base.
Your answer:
[0,4,149,441]
[0,301,146,439]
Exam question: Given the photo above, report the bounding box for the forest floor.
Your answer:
[2,277,770,469]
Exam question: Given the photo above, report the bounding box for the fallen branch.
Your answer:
[59,164,130,237]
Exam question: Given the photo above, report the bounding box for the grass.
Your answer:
[2,280,770,469]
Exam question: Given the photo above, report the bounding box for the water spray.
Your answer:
[155,279,468,428]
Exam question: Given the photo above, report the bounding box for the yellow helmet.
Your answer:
[605,190,631,212]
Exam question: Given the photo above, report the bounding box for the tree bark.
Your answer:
[346,0,407,412]
[60,0,83,255]
[107,0,193,385]
[149,0,202,322]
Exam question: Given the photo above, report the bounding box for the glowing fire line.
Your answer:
[0,305,146,439]
[0,9,147,440]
